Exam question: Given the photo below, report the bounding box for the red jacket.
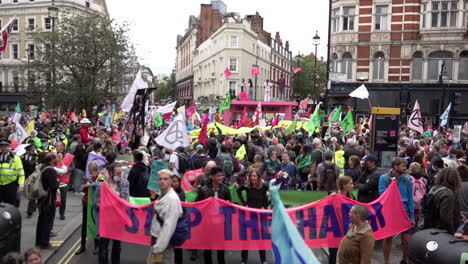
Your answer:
[79,125,92,144]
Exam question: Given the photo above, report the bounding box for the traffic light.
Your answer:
[450,92,462,115]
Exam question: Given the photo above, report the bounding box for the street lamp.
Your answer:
[312,31,321,101]
[48,1,58,107]
[294,52,303,100]
[254,45,259,101]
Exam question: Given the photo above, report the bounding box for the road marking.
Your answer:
[57,238,80,264]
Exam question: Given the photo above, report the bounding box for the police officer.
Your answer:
[0,139,25,206]
[38,137,56,153]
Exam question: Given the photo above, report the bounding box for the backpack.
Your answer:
[221,154,234,176]
[322,162,338,190]
[24,165,52,200]
[418,186,448,230]
[176,153,189,174]
[156,208,190,246]
[411,176,427,209]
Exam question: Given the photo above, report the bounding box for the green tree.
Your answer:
[154,71,176,102]
[31,14,136,114]
[292,53,327,100]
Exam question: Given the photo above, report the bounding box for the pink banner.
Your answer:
[99,182,411,249]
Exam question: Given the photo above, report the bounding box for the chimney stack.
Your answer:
[285,41,289,51]
[275,32,282,45]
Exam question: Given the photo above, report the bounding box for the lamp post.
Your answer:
[312,31,321,101]
[254,45,259,101]
[294,52,303,100]
[48,1,59,105]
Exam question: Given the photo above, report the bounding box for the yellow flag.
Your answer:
[82,109,87,117]
[26,120,35,136]
[236,144,247,160]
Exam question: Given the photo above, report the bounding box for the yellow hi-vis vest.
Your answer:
[334,150,345,177]
[0,152,25,186]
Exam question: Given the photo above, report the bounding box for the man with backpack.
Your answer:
[378,157,415,264]
[217,145,234,182]
[169,147,189,178]
[148,169,183,263]
[316,151,340,193]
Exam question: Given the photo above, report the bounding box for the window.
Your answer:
[458,51,468,80]
[342,52,353,80]
[12,19,18,32]
[27,44,35,59]
[85,0,90,8]
[422,3,427,28]
[427,51,453,80]
[431,1,458,28]
[342,7,355,31]
[229,57,237,72]
[331,53,339,72]
[11,44,19,60]
[373,52,385,80]
[13,0,18,3]
[375,5,388,30]
[27,18,35,31]
[12,71,19,92]
[411,51,423,80]
[0,19,2,30]
[44,17,52,30]
[230,36,238,48]
[229,81,236,94]
[331,8,340,32]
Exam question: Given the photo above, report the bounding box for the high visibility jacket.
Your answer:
[0,152,25,186]
[37,143,56,153]
[334,150,345,177]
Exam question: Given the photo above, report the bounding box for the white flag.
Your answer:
[14,122,28,144]
[349,84,369,99]
[155,112,190,150]
[407,100,424,134]
[440,103,451,127]
[156,101,177,114]
[121,70,149,112]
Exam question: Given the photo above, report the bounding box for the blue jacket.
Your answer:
[378,171,415,221]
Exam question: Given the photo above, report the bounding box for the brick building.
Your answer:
[175,16,197,103]
[329,0,468,125]
[270,32,293,100]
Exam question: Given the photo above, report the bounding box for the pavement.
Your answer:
[18,190,83,263]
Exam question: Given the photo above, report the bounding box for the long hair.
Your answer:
[349,155,362,174]
[245,168,263,189]
[435,167,462,191]
[336,176,353,196]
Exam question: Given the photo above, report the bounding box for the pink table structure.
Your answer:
[223,100,298,126]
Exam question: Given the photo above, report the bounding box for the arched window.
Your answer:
[341,52,353,80]
[459,51,468,80]
[427,51,453,80]
[411,51,423,80]
[373,52,385,80]
[331,53,338,73]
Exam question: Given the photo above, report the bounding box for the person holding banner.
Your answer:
[195,166,231,264]
[147,169,182,264]
[236,168,269,264]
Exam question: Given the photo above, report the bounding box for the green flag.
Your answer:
[329,105,342,123]
[154,112,163,127]
[423,129,432,138]
[284,119,298,135]
[218,93,231,113]
[15,102,20,113]
[341,111,355,135]
[304,104,321,135]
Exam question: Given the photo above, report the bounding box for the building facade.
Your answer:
[175,16,197,103]
[329,0,468,124]
[193,20,271,102]
[270,32,293,100]
[0,0,108,113]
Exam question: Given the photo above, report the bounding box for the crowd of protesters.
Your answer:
[0,110,467,264]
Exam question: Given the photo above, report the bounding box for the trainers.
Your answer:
[50,231,58,237]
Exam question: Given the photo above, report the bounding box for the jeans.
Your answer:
[248,87,254,101]
[36,196,56,247]
[329,248,338,264]
[73,168,84,193]
[279,88,285,100]
[98,238,121,264]
[241,250,266,262]
[59,183,68,217]
[203,250,225,264]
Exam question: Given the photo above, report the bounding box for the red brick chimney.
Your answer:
[275,32,282,45]
[285,40,289,51]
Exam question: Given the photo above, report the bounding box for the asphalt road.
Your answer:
[46,228,329,264]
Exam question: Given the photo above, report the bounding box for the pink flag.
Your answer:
[368,114,373,130]
[464,121,468,134]
[250,67,261,76]
[186,105,195,119]
[293,67,302,74]
[238,107,247,127]
[299,97,309,110]
[408,100,424,134]
[306,105,312,118]
[198,117,209,146]
[238,91,249,101]
[223,67,232,78]
[272,114,279,127]
[252,102,262,125]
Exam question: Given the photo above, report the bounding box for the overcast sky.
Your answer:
[107,0,329,75]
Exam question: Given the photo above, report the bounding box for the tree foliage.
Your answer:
[292,54,327,100]
[31,14,137,113]
[154,71,176,102]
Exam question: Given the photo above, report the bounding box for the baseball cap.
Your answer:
[364,154,378,163]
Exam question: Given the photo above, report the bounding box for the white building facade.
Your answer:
[193,21,271,102]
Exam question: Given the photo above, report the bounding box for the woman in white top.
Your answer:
[263,80,271,102]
